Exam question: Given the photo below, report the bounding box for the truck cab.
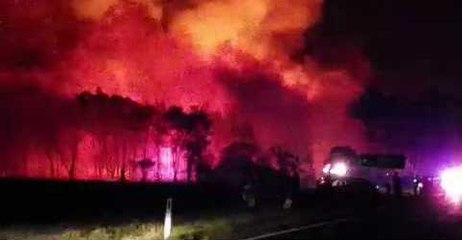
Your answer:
[318,146,407,194]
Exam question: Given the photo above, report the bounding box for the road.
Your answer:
[242,197,462,240]
[259,217,462,239]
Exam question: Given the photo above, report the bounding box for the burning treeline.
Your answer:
[0,86,211,181]
[0,0,370,181]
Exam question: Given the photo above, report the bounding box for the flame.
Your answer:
[71,0,163,21]
[172,0,267,55]
[71,0,118,20]
[0,0,371,180]
[172,0,322,59]
[158,147,175,181]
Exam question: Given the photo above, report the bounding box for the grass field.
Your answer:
[0,180,360,240]
[0,204,347,240]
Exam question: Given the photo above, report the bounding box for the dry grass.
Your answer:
[0,217,238,240]
[0,207,331,240]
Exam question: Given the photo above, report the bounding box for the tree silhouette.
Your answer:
[164,106,212,182]
[138,158,154,182]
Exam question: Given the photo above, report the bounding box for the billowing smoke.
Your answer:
[0,0,370,180]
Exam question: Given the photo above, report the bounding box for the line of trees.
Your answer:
[0,86,307,185]
[0,86,212,182]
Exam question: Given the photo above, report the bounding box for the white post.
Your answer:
[163,198,173,240]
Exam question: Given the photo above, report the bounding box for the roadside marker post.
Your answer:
[163,198,173,240]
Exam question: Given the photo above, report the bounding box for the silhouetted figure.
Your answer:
[242,183,256,208]
[413,175,423,196]
[421,176,434,198]
[138,158,154,182]
[392,171,402,197]
[291,171,300,196]
[384,183,391,195]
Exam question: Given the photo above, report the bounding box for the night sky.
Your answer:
[321,0,462,97]
[318,0,462,173]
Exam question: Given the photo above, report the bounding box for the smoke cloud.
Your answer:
[0,0,371,180]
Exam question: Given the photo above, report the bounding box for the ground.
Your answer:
[0,180,461,239]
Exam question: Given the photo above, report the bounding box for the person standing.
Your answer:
[392,171,402,197]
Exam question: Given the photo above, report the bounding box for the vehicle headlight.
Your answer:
[330,162,348,176]
[440,166,462,204]
[322,163,332,174]
[322,162,348,177]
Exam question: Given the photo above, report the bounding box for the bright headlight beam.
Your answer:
[322,163,332,174]
[330,162,348,177]
[440,166,462,204]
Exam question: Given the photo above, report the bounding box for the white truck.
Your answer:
[318,147,407,195]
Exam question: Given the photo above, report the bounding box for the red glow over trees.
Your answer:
[0,0,372,182]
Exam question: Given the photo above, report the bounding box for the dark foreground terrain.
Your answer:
[254,199,462,240]
[0,179,244,224]
[1,179,461,239]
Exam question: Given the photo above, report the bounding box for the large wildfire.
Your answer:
[0,0,371,182]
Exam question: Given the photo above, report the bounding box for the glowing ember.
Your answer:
[158,147,174,182]
[440,166,462,204]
